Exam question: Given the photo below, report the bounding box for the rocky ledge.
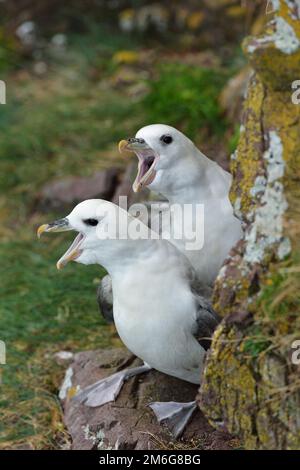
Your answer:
[58,348,236,450]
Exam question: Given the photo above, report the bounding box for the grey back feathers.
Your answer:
[193,296,220,351]
[97,274,114,323]
[188,268,220,350]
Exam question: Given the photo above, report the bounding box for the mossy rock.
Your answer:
[199,0,300,449]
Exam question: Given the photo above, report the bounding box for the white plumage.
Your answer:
[111,238,206,384]
[40,200,218,384]
[121,124,243,286]
[38,199,220,436]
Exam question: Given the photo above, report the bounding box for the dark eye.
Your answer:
[83,218,98,226]
[160,134,173,145]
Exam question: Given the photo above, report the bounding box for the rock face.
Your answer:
[38,168,120,211]
[37,162,150,213]
[112,161,150,207]
[60,348,235,450]
[199,1,300,450]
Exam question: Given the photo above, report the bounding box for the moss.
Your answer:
[229,75,265,214]
[244,2,300,90]
[201,325,258,447]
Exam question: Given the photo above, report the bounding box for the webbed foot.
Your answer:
[74,363,151,407]
[149,400,197,438]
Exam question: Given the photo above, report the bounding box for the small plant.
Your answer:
[228,124,240,154]
[259,253,300,323]
[243,325,271,358]
[243,336,271,358]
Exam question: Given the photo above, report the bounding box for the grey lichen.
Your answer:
[270,16,300,54]
[82,425,116,450]
[216,264,228,281]
[231,150,238,161]
[285,0,300,20]
[277,237,292,259]
[250,176,267,197]
[233,196,242,219]
[264,131,285,183]
[247,16,300,55]
[244,180,288,263]
[244,131,290,264]
[269,0,280,12]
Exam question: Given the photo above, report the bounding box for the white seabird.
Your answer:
[97,200,175,323]
[38,199,220,437]
[119,124,243,286]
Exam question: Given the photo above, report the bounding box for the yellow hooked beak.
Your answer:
[37,218,71,239]
[37,224,50,239]
[118,138,157,193]
[118,138,151,153]
[37,218,83,270]
[118,139,130,153]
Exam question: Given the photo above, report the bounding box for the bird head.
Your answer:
[37,199,150,270]
[119,124,196,194]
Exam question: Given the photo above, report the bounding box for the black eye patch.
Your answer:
[83,218,98,226]
[160,134,173,144]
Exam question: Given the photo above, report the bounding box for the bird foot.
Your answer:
[149,400,197,438]
[74,363,151,407]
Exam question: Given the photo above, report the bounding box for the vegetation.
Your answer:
[0,25,141,449]
[143,64,228,139]
[0,16,238,448]
[0,28,18,73]
[0,237,110,448]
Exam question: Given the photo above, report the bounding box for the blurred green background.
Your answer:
[0,0,264,449]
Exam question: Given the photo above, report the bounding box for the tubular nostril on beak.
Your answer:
[128,138,145,144]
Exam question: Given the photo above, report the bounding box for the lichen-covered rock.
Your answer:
[244,1,300,90]
[199,0,300,449]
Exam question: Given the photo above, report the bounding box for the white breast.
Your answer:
[112,256,205,385]
[170,198,242,285]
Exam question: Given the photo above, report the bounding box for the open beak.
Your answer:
[37,218,84,270]
[119,138,158,193]
[56,232,84,270]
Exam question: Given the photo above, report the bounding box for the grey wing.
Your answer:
[192,295,221,351]
[188,265,213,300]
[186,265,220,350]
[97,274,114,324]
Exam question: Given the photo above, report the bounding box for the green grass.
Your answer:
[143,64,229,139]
[241,250,300,364]
[259,251,300,322]
[0,25,141,448]
[243,329,271,358]
[0,233,113,448]
[0,79,139,223]
[0,237,107,346]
